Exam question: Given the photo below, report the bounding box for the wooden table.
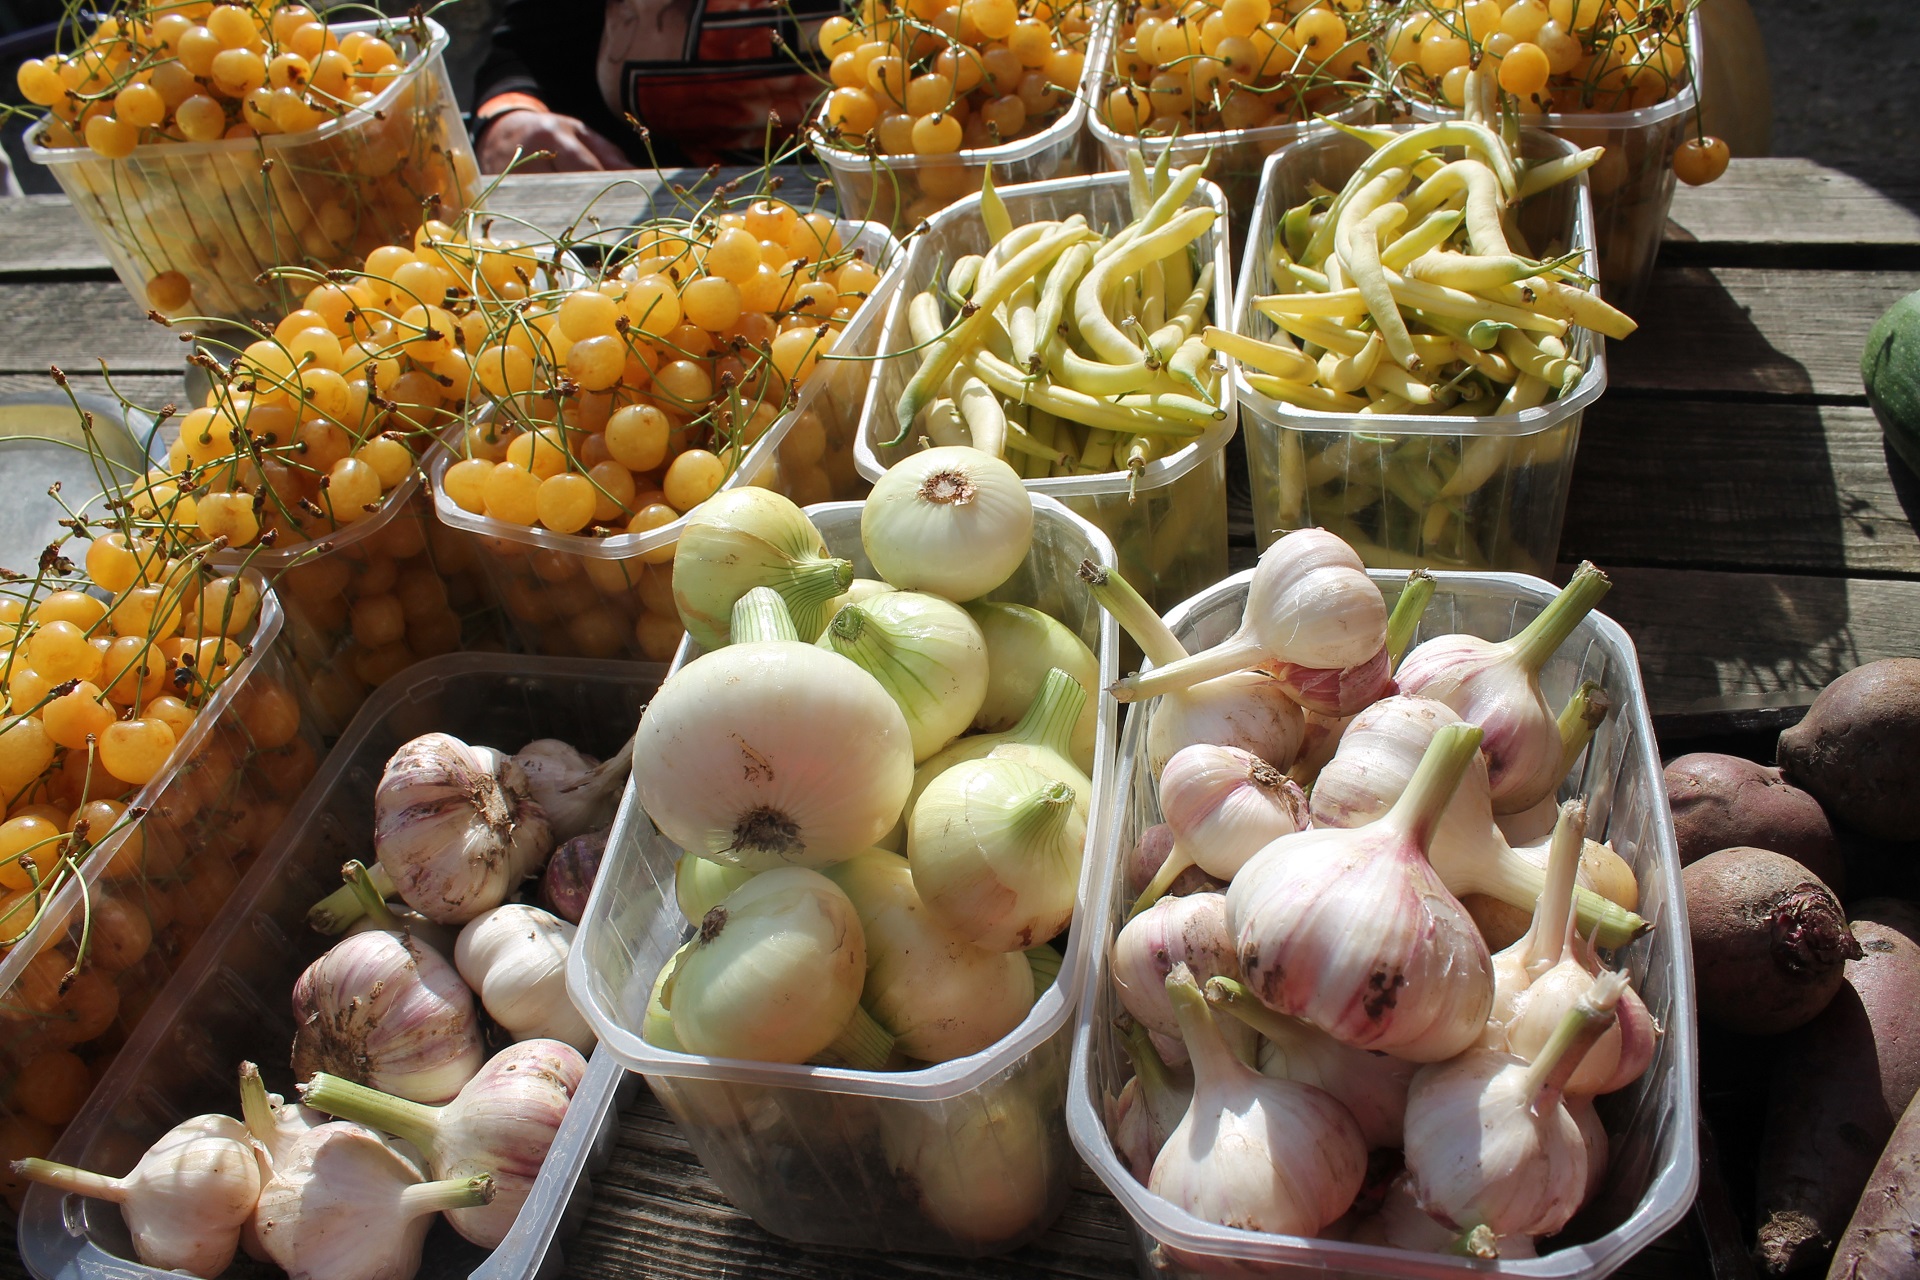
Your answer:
[2,157,1916,1280]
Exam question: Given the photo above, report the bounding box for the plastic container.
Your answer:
[1068,567,1698,1280]
[15,653,664,1280]
[855,173,1236,613]
[1234,128,1604,576]
[1405,13,1703,311]
[426,220,901,663]
[0,392,155,572]
[0,572,326,1181]
[568,496,1121,1257]
[25,17,478,329]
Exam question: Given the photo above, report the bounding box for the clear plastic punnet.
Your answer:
[569,496,1120,1257]
[1068,567,1698,1280]
[15,653,664,1280]
[855,173,1236,613]
[1235,128,1605,576]
[25,18,479,329]
[427,220,901,663]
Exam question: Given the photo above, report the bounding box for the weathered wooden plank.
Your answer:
[1608,268,1918,400]
[1664,158,1920,264]
[0,280,187,375]
[1563,399,1920,576]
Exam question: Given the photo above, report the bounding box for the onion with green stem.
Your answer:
[819,590,989,762]
[670,487,854,651]
[967,601,1100,771]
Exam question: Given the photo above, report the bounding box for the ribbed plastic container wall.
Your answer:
[855,173,1235,613]
[16,654,663,1280]
[26,18,477,328]
[428,220,900,663]
[1234,129,1604,576]
[569,496,1120,1257]
[1068,568,1698,1280]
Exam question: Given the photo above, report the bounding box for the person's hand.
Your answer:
[480,110,628,173]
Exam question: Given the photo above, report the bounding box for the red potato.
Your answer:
[1665,753,1845,893]
[1757,899,1920,1277]
[1826,1086,1920,1280]
[1777,658,1920,843]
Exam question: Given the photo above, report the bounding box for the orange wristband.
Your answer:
[475,92,550,131]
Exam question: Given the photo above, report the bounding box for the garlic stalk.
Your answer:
[1308,695,1649,949]
[12,1114,262,1279]
[512,736,634,842]
[309,862,399,936]
[1112,892,1240,1039]
[237,1061,327,1264]
[1403,970,1628,1244]
[665,866,892,1068]
[674,853,756,924]
[538,828,608,925]
[633,589,915,871]
[1465,833,1640,952]
[299,1038,586,1248]
[1112,529,1388,702]
[1486,801,1589,1043]
[824,850,1034,1063]
[374,733,554,925]
[860,446,1035,603]
[966,602,1100,772]
[454,903,597,1053]
[1125,823,1221,901]
[1394,562,1612,814]
[1227,722,1495,1063]
[291,928,485,1104]
[819,591,990,761]
[339,860,458,957]
[1108,1021,1193,1182]
[252,1120,494,1280]
[670,486,853,650]
[1134,745,1309,915]
[1147,964,1368,1237]
[1556,679,1609,779]
[908,757,1086,952]
[1204,977,1417,1151]
[1501,906,1659,1095]
[881,1086,1053,1247]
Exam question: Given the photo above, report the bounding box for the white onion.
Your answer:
[860,447,1034,602]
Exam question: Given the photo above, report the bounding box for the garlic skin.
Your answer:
[375,733,554,925]
[1107,1023,1194,1182]
[1148,965,1368,1238]
[1146,670,1306,778]
[1112,892,1239,1039]
[238,1061,330,1263]
[1261,643,1393,718]
[538,828,609,925]
[291,929,485,1105]
[252,1121,493,1280]
[454,904,596,1053]
[1160,745,1310,883]
[12,1114,262,1279]
[1230,724,1494,1063]
[512,736,633,842]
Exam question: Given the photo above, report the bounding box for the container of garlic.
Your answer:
[1066,558,1697,1278]
[16,652,661,1280]
[569,491,1121,1257]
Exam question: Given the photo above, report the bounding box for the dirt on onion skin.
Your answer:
[1666,753,1845,893]
[1684,847,1860,1036]
[1777,657,1920,845]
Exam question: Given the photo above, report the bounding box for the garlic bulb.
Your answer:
[252,1121,494,1280]
[881,1086,1053,1247]
[1287,709,1352,789]
[670,486,853,649]
[860,446,1035,603]
[908,757,1085,953]
[1227,723,1494,1063]
[1569,1094,1610,1202]
[674,853,756,924]
[1486,801,1590,1042]
[1112,892,1239,1039]
[512,736,633,842]
[237,1061,328,1264]
[1108,1022,1194,1182]
[1205,977,1416,1151]
[1114,529,1387,702]
[666,866,891,1068]
[1395,562,1612,814]
[1147,669,1306,779]
[967,601,1100,772]
[291,928,485,1105]
[1147,964,1368,1237]
[825,850,1034,1063]
[820,591,989,761]
[1260,644,1392,718]
[1137,745,1308,911]
[454,903,596,1053]
[633,588,915,871]
[1348,1175,1460,1254]
[374,733,553,925]
[1503,936,1658,1098]
[13,1114,262,1279]
[299,1038,586,1248]
[1402,970,1627,1245]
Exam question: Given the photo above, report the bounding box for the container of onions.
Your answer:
[0,568,326,1177]
[853,171,1236,613]
[15,652,659,1280]
[569,494,1120,1256]
[1066,563,1697,1278]
[425,217,901,666]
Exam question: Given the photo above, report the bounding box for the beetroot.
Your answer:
[1825,1087,1920,1280]
[1684,848,1860,1036]
[1665,753,1845,892]
[1756,899,1920,1277]
[537,829,607,924]
[1778,658,1920,843]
